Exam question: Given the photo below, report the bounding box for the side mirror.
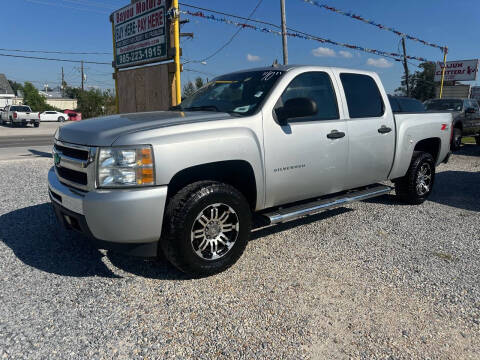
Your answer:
[275,97,318,125]
[466,107,476,114]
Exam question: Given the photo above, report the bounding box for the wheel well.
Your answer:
[414,138,441,162]
[454,121,463,130]
[167,160,257,209]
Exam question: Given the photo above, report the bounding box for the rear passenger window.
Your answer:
[340,73,384,118]
[279,72,339,121]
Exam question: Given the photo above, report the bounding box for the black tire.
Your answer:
[58,116,65,122]
[475,136,480,146]
[161,181,252,276]
[395,152,435,205]
[451,127,462,151]
[34,122,40,128]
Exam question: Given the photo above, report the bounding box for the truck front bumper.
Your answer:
[47,167,168,257]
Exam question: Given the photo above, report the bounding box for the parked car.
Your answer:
[48,65,452,276]
[425,98,480,150]
[388,95,425,113]
[39,111,67,122]
[63,110,82,121]
[2,105,40,127]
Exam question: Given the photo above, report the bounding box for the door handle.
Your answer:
[327,130,346,139]
[378,126,392,134]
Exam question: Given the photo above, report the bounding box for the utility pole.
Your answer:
[401,37,410,97]
[81,60,85,91]
[61,66,65,97]
[280,0,288,65]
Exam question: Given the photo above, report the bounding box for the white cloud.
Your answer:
[246,54,261,62]
[339,50,353,58]
[366,58,393,68]
[312,47,336,57]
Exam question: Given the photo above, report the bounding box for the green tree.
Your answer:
[22,82,56,111]
[77,89,106,119]
[194,77,204,89]
[65,86,82,100]
[8,80,23,96]
[395,62,436,101]
[183,81,196,98]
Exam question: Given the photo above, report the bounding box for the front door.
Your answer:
[335,72,396,188]
[263,71,349,208]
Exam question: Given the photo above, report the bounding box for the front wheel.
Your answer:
[58,116,65,122]
[395,152,435,205]
[161,181,252,276]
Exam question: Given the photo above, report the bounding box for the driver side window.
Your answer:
[278,72,339,121]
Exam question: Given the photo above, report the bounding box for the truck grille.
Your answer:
[53,140,97,191]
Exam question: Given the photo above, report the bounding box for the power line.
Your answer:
[183,68,218,77]
[0,53,111,65]
[180,7,430,62]
[0,48,110,55]
[184,0,264,64]
[24,0,109,14]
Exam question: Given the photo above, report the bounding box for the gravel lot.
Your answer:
[0,146,479,359]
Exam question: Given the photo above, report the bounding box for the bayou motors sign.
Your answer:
[113,0,168,68]
[434,59,478,82]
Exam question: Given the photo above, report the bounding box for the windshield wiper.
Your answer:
[183,105,219,112]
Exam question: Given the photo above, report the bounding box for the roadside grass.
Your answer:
[462,137,475,144]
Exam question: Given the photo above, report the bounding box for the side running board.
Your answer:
[263,184,392,225]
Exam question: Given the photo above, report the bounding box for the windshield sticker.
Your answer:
[261,71,283,81]
[215,80,238,84]
[254,91,263,98]
[233,105,251,113]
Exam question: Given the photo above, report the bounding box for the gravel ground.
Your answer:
[0,145,479,359]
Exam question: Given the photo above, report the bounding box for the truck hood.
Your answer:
[56,111,234,146]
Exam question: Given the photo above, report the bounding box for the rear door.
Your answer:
[335,71,395,188]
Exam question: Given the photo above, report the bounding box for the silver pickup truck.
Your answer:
[48,65,452,276]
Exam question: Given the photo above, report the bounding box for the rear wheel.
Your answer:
[34,122,40,128]
[451,127,462,151]
[395,152,435,205]
[161,181,252,276]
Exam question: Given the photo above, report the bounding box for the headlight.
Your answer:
[97,146,155,188]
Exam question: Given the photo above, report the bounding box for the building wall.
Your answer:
[46,98,78,110]
[435,85,471,99]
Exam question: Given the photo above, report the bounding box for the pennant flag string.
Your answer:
[300,0,447,53]
[181,10,432,63]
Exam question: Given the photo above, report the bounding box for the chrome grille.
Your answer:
[53,140,97,191]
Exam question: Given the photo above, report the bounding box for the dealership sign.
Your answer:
[434,59,478,82]
[112,0,168,68]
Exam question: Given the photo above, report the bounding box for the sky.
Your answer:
[2,0,480,94]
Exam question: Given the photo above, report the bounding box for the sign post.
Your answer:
[173,0,181,105]
[439,48,448,99]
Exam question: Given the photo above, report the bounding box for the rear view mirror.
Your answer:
[275,97,318,125]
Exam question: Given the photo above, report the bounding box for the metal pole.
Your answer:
[111,21,119,113]
[280,0,288,65]
[439,47,448,99]
[61,66,64,97]
[173,0,182,104]
[81,60,84,91]
[401,37,410,97]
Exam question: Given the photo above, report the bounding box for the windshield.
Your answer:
[177,70,285,116]
[425,99,463,111]
[11,106,31,112]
